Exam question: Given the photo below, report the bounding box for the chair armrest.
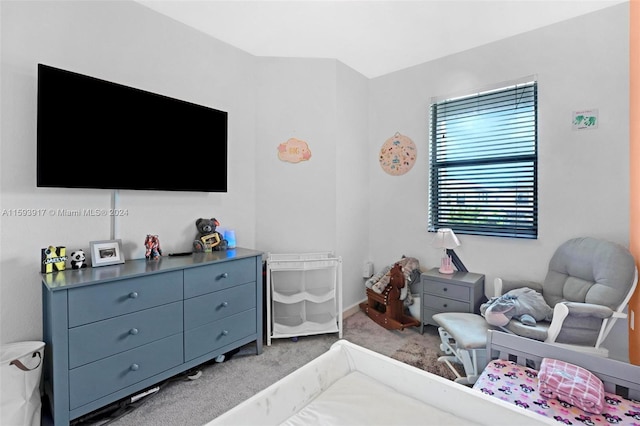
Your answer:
[494,278,544,295]
[563,302,614,319]
[545,302,614,344]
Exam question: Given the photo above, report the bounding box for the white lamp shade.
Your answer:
[432,228,461,249]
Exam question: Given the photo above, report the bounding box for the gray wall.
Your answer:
[367,4,630,359]
[0,1,631,360]
[1,0,258,343]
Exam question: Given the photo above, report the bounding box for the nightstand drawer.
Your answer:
[424,295,470,313]
[69,333,183,410]
[69,301,183,368]
[184,282,256,329]
[68,271,183,327]
[424,280,469,301]
[184,258,255,298]
[184,309,256,361]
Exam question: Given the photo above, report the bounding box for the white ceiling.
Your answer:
[136,0,627,78]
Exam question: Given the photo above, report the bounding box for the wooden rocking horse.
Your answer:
[359,262,420,330]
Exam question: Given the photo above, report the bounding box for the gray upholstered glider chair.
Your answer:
[494,237,637,357]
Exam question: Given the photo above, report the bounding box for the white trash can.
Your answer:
[0,341,45,426]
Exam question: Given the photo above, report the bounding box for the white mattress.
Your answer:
[281,370,478,426]
[208,340,555,426]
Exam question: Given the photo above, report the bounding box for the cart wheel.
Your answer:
[291,337,298,342]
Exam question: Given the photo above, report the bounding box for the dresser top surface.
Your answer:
[42,247,264,290]
[422,267,484,285]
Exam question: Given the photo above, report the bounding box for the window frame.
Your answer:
[428,80,538,239]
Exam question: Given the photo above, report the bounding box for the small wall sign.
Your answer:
[573,109,598,130]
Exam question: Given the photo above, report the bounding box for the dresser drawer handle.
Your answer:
[129,328,139,335]
[129,292,138,299]
[443,304,448,308]
[220,273,229,279]
[221,301,229,308]
[443,288,447,292]
[221,330,229,336]
[130,364,139,371]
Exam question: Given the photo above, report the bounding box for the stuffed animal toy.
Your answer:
[365,256,420,306]
[193,218,228,252]
[480,287,553,327]
[144,234,162,260]
[69,250,87,269]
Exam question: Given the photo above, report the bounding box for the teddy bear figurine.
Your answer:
[193,218,228,253]
[70,250,88,269]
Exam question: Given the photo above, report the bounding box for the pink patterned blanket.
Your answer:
[473,359,640,425]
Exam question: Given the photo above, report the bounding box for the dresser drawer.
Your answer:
[184,282,256,330]
[184,309,256,361]
[184,257,256,298]
[422,308,445,326]
[423,295,470,313]
[423,280,469,301]
[68,271,183,327]
[69,301,183,368]
[69,333,183,410]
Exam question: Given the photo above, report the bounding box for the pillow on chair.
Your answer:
[538,358,605,414]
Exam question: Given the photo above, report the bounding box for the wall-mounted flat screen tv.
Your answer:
[37,63,227,192]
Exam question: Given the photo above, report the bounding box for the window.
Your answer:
[429,80,537,239]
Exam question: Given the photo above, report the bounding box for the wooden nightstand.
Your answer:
[419,268,485,333]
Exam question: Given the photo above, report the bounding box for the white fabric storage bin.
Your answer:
[0,341,45,426]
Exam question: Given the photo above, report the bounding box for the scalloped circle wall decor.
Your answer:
[379,133,417,176]
[278,138,312,163]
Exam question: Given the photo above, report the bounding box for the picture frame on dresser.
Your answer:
[89,239,125,267]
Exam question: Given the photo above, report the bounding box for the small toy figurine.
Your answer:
[69,250,88,269]
[144,234,162,260]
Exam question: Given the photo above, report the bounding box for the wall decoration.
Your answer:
[573,109,598,130]
[278,138,312,163]
[41,245,67,273]
[379,132,417,176]
[89,239,125,267]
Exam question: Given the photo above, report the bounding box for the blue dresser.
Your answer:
[41,248,263,425]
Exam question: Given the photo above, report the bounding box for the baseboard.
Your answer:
[343,299,367,319]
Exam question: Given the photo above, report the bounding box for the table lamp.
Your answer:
[432,228,467,274]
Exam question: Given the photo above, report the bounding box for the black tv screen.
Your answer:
[37,64,227,192]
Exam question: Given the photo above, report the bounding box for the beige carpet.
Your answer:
[341,310,466,381]
[391,340,463,381]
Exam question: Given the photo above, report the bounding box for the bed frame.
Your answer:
[207,333,639,425]
[208,339,556,425]
[486,330,640,400]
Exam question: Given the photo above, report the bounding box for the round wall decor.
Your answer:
[379,132,417,176]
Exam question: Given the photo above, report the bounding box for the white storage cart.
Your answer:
[266,252,342,346]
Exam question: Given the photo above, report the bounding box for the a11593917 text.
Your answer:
[1,208,129,217]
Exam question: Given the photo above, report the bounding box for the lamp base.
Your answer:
[439,266,455,274]
[439,256,455,274]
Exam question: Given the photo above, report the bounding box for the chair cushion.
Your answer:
[543,237,636,310]
[432,312,492,349]
[504,319,548,341]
